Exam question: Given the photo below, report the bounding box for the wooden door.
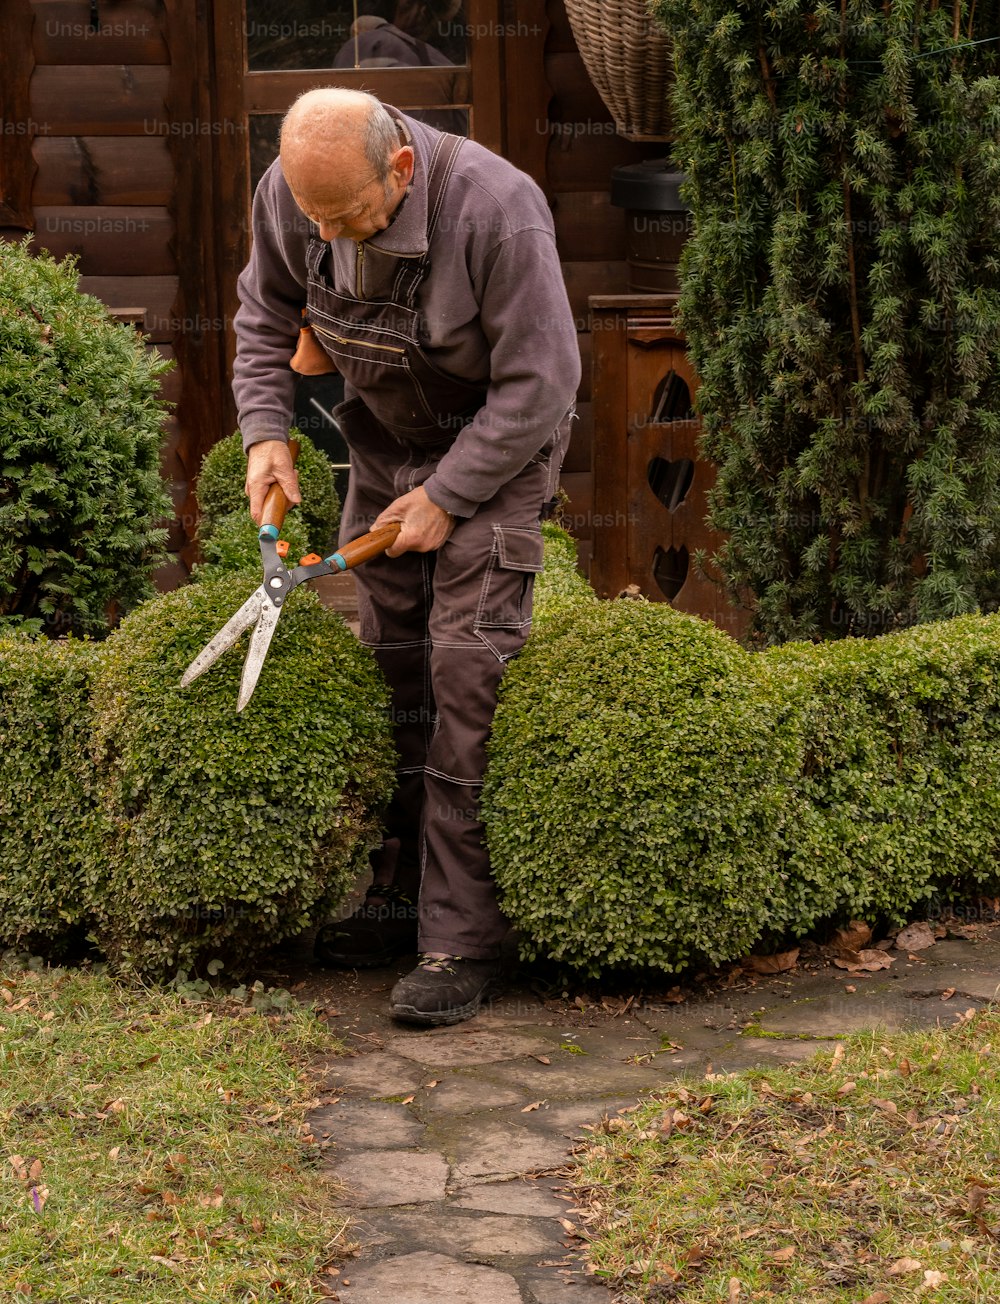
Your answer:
[210,0,506,407]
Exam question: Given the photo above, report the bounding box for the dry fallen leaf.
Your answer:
[150,1255,181,1274]
[833,949,895,972]
[727,1278,742,1303]
[831,1044,845,1067]
[9,1156,28,1181]
[894,921,936,952]
[743,948,799,975]
[830,920,873,952]
[108,1147,121,1162]
[531,1054,551,1065]
[941,988,956,1001]
[521,1101,544,1113]
[558,1217,580,1237]
[845,984,857,993]
[769,1246,796,1263]
[968,1184,991,1213]
[921,1269,948,1289]
[861,1293,892,1304]
[889,1256,923,1275]
[836,1081,857,1097]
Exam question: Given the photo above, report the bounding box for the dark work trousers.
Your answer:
[336,397,569,959]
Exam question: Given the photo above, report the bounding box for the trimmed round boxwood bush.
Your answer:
[86,574,395,976]
[0,239,171,636]
[0,632,103,955]
[191,509,312,584]
[196,429,340,554]
[753,615,1000,942]
[483,598,786,977]
[535,520,597,620]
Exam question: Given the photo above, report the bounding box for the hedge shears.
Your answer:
[180,440,400,711]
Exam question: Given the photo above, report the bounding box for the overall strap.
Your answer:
[306,222,326,277]
[393,132,465,308]
[425,133,465,242]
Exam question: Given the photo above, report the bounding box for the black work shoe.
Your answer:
[389,953,502,1026]
[314,882,418,968]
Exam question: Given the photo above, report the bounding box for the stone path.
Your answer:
[266,921,1000,1303]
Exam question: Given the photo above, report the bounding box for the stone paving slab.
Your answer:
[388,1028,552,1067]
[482,1051,690,1098]
[336,1150,449,1208]
[755,989,953,1037]
[440,1121,575,1184]
[412,1073,528,1115]
[450,1179,568,1218]
[518,1097,645,1139]
[327,1051,426,1098]
[713,1036,843,1072]
[520,1266,610,1302]
[896,969,1000,1002]
[336,1250,523,1303]
[312,1099,426,1150]
[371,1208,564,1258]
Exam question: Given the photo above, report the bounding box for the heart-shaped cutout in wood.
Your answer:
[652,544,689,601]
[647,456,694,512]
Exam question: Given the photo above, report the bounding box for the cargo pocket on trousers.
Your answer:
[473,525,545,663]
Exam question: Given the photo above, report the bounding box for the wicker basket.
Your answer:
[563,0,673,142]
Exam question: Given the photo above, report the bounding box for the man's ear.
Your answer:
[390,144,415,186]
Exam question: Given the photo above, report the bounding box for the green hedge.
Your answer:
[486,556,1000,975]
[754,616,1000,942]
[85,575,395,977]
[484,597,785,977]
[0,633,102,954]
[0,239,171,637]
[536,520,597,620]
[191,509,313,584]
[196,429,340,556]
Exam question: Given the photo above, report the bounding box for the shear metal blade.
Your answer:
[179,587,266,688]
[237,597,283,711]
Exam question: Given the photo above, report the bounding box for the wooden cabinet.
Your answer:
[589,294,748,639]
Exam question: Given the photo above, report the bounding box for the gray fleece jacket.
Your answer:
[232,109,581,518]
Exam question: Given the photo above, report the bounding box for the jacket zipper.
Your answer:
[310,322,406,355]
[356,242,364,299]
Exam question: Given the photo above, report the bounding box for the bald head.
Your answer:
[279,90,414,243]
[282,89,399,182]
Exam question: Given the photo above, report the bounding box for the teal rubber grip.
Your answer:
[259,525,280,541]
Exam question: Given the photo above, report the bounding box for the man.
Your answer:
[233,88,580,1026]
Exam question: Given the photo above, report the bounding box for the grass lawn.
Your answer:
[0,955,346,1302]
[570,1006,1000,1302]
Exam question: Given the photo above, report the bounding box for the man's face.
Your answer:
[285,146,414,243]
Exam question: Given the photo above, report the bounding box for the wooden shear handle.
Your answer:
[333,522,402,570]
[260,438,301,533]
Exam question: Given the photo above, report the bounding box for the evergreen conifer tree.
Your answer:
[654,0,1000,641]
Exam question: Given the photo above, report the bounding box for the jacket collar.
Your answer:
[365,107,429,259]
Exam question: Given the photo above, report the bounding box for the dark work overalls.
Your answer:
[304,133,570,959]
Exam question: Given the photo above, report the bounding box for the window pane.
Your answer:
[246,2,469,71]
[249,107,470,194]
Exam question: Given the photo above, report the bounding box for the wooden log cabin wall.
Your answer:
[1,0,688,602]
